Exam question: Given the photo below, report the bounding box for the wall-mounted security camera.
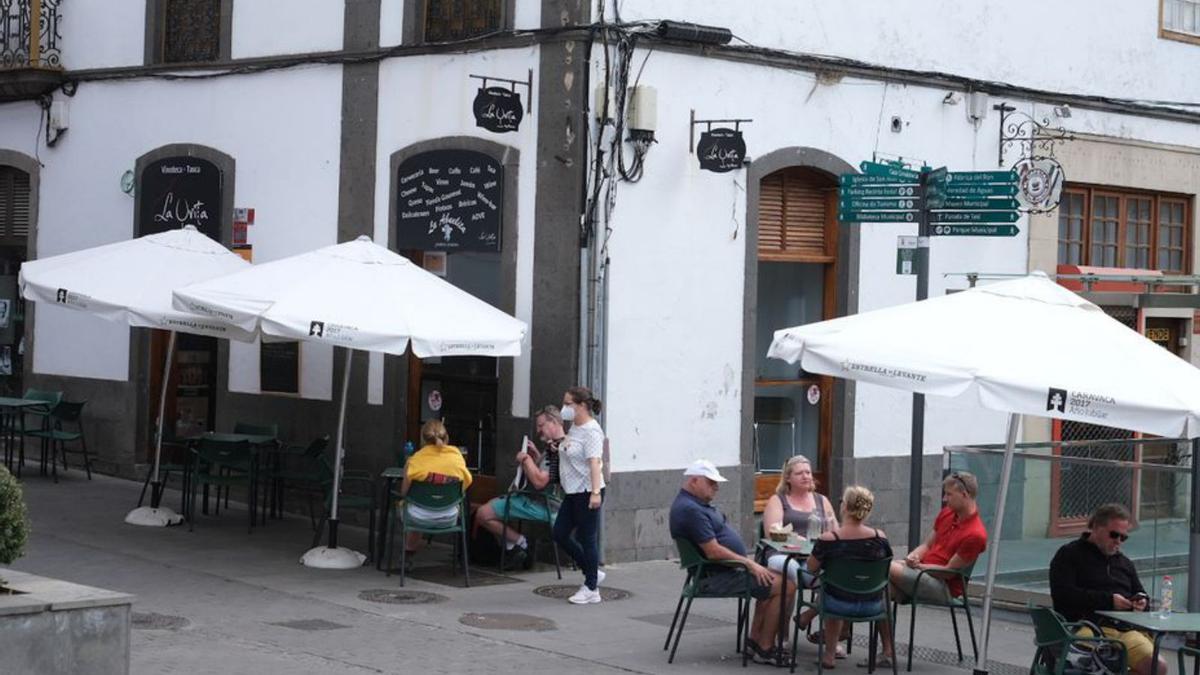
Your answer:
[943,92,962,106]
[1054,104,1072,118]
[890,116,903,133]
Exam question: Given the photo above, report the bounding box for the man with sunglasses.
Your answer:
[1049,503,1167,675]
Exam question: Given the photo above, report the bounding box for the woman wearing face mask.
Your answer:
[552,385,607,605]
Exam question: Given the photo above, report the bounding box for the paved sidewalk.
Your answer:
[7,472,1049,674]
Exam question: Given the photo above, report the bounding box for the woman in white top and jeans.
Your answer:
[553,385,607,605]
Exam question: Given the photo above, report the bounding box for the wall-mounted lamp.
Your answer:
[1053,104,1072,118]
[966,91,989,123]
[41,97,68,147]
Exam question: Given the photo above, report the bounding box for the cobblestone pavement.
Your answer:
[8,473,1053,674]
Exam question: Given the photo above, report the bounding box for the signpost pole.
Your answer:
[908,168,930,550]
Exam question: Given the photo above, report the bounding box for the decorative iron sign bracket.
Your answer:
[690,110,752,173]
[469,70,534,134]
[994,102,1075,214]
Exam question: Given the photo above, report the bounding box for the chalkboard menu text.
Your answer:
[697,128,746,173]
[139,157,222,241]
[396,150,503,252]
[473,87,523,133]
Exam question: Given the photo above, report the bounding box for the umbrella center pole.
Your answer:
[976,412,1021,675]
[326,348,353,549]
[150,330,177,510]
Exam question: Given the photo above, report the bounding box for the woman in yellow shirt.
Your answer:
[400,420,472,558]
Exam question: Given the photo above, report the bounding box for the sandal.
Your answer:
[745,639,775,666]
[856,655,895,668]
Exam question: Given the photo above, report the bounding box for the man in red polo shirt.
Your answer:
[874,471,988,665]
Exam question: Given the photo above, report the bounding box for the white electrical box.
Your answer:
[49,100,69,131]
[627,85,657,132]
[593,83,615,122]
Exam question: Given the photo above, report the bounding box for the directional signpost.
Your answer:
[837,161,1022,551]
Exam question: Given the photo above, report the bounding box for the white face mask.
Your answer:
[560,404,576,422]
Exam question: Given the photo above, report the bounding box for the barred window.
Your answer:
[1057,185,1192,273]
[424,0,503,42]
[163,0,220,63]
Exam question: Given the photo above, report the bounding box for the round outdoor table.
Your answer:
[375,466,406,571]
[759,537,815,658]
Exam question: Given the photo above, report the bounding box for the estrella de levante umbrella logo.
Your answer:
[309,321,325,337]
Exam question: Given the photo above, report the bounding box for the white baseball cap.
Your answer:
[683,459,727,482]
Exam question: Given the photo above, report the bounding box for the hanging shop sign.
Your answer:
[395,150,503,252]
[138,157,222,241]
[473,87,524,133]
[1013,156,1065,213]
[696,128,746,173]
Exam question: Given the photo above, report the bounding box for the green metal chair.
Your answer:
[18,388,62,477]
[497,487,561,578]
[386,479,469,587]
[233,422,281,521]
[891,561,978,672]
[310,450,377,563]
[268,435,330,528]
[794,557,895,675]
[1029,606,1127,675]
[188,438,255,533]
[664,537,753,667]
[1177,642,1199,675]
[25,400,90,483]
[137,435,192,515]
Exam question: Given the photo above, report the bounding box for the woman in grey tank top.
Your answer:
[761,456,838,582]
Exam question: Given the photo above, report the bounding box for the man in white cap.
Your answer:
[669,459,794,666]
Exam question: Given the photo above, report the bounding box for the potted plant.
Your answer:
[0,465,28,588]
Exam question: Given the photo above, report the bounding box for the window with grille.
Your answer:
[1163,0,1200,39]
[1056,185,1192,273]
[424,0,503,42]
[161,0,221,63]
[757,167,835,263]
[0,167,30,248]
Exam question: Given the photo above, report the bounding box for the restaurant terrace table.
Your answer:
[760,536,816,657]
[375,466,406,571]
[0,397,53,477]
[1096,610,1200,672]
[185,431,279,519]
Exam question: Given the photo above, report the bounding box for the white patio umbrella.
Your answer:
[767,271,1200,674]
[19,225,253,527]
[173,235,526,569]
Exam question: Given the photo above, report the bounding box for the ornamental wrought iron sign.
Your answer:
[690,110,752,173]
[469,72,532,134]
[395,149,503,252]
[994,102,1074,213]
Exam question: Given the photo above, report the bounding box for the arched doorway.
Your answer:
[751,166,839,508]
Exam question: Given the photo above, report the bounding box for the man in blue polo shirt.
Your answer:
[669,459,793,666]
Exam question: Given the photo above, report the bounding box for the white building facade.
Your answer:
[0,0,1197,559]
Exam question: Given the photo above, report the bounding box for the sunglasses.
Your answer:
[948,473,972,495]
[1108,530,1129,543]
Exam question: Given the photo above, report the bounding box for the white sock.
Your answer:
[516,535,527,549]
[505,536,528,551]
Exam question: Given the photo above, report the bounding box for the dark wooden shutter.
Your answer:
[757,167,834,263]
[0,167,30,246]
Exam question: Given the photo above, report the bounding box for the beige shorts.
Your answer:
[1075,625,1154,670]
[892,565,952,604]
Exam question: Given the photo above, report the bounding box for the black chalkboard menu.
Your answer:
[138,157,222,241]
[260,341,299,395]
[395,150,502,252]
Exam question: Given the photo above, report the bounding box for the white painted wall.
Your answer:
[0,68,343,398]
[232,0,344,58]
[597,45,1200,473]
[621,0,1200,105]
[60,1,145,70]
[374,47,541,416]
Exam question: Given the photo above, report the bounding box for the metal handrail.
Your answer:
[944,442,1192,474]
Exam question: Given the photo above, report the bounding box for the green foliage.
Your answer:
[0,466,28,565]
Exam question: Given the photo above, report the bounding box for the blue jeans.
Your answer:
[553,491,603,590]
[822,594,884,618]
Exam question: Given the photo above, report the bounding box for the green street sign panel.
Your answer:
[933,170,1018,185]
[839,185,919,198]
[838,210,918,223]
[840,174,918,187]
[926,166,948,183]
[926,183,1018,198]
[931,210,1019,223]
[926,197,1020,210]
[859,161,920,182]
[839,197,920,210]
[931,224,1020,237]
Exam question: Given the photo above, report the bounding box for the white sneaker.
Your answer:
[568,585,602,604]
[596,568,607,586]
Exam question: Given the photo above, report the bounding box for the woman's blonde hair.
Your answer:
[841,485,875,522]
[421,419,449,447]
[775,456,816,498]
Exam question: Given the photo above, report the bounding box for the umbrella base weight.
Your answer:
[125,506,184,527]
[300,546,367,569]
